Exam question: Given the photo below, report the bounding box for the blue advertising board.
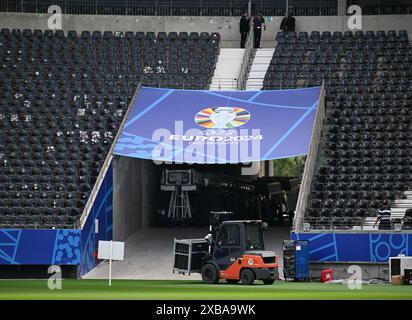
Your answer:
[0,229,81,265]
[292,232,412,263]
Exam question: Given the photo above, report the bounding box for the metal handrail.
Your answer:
[293,82,326,232]
[78,83,142,229]
[211,77,238,90]
[237,20,254,90]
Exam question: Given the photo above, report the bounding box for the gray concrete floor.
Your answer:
[84,226,290,280]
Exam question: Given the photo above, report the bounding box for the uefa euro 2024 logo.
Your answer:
[194,107,251,129]
[151,106,260,169]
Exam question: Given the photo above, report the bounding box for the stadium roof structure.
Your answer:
[113,86,322,164]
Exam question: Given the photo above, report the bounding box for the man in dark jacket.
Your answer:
[253,13,266,48]
[239,11,250,48]
[280,13,296,32]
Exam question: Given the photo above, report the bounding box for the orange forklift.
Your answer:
[173,212,278,285]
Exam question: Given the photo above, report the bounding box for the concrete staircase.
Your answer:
[391,190,412,219]
[362,191,412,230]
[245,48,275,90]
[210,48,244,90]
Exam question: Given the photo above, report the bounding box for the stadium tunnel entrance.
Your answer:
[112,156,299,240]
[88,155,298,280]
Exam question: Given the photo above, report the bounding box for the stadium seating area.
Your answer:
[263,30,411,229]
[0,28,219,229]
[3,0,412,16]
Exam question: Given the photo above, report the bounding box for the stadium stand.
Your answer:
[263,30,411,230]
[0,0,339,16]
[0,28,219,229]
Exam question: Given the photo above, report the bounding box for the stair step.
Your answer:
[362,226,378,231]
[392,200,412,208]
[210,85,236,88]
[392,214,406,219]
[210,82,238,86]
[210,80,238,83]
[253,58,272,63]
[392,204,412,208]
[249,65,271,71]
[220,49,245,53]
[246,79,263,85]
[393,199,412,204]
[255,49,276,54]
[253,55,273,61]
[220,52,244,55]
[244,48,275,91]
[392,206,407,210]
[246,79,264,82]
[248,71,267,77]
[209,87,238,91]
[211,48,244,90]
[253,56,273,60]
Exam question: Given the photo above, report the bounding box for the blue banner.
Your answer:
[0,229,81,265]
[292,232,412,263]
[114,86,321,163]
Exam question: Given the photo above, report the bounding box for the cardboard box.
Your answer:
[391,275,404,285]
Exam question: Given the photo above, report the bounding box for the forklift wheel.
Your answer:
[240,269,255,285]
[201,263,219,284]
[262,277,275,285]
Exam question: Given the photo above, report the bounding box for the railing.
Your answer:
[237,21,254,90]
[78,83,141,229]
[211,77,238,90]
[347,0,412,15]
[0,0,340,16]
[293,82,326,232]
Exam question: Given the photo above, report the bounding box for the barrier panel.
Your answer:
[292,232,412,263]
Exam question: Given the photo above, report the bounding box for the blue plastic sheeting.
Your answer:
[114,86,321,164]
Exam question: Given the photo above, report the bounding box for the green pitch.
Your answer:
[0,280,412,300]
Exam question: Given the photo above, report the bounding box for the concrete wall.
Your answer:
[1,12,411,48]
[113,155,159,241]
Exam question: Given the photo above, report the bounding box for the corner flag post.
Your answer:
[109,240,113,286]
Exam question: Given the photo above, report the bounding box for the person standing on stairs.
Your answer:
[239,11,250,48]
[253,13,266,49]
[280,12,296,32]
[373,200,392,230]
